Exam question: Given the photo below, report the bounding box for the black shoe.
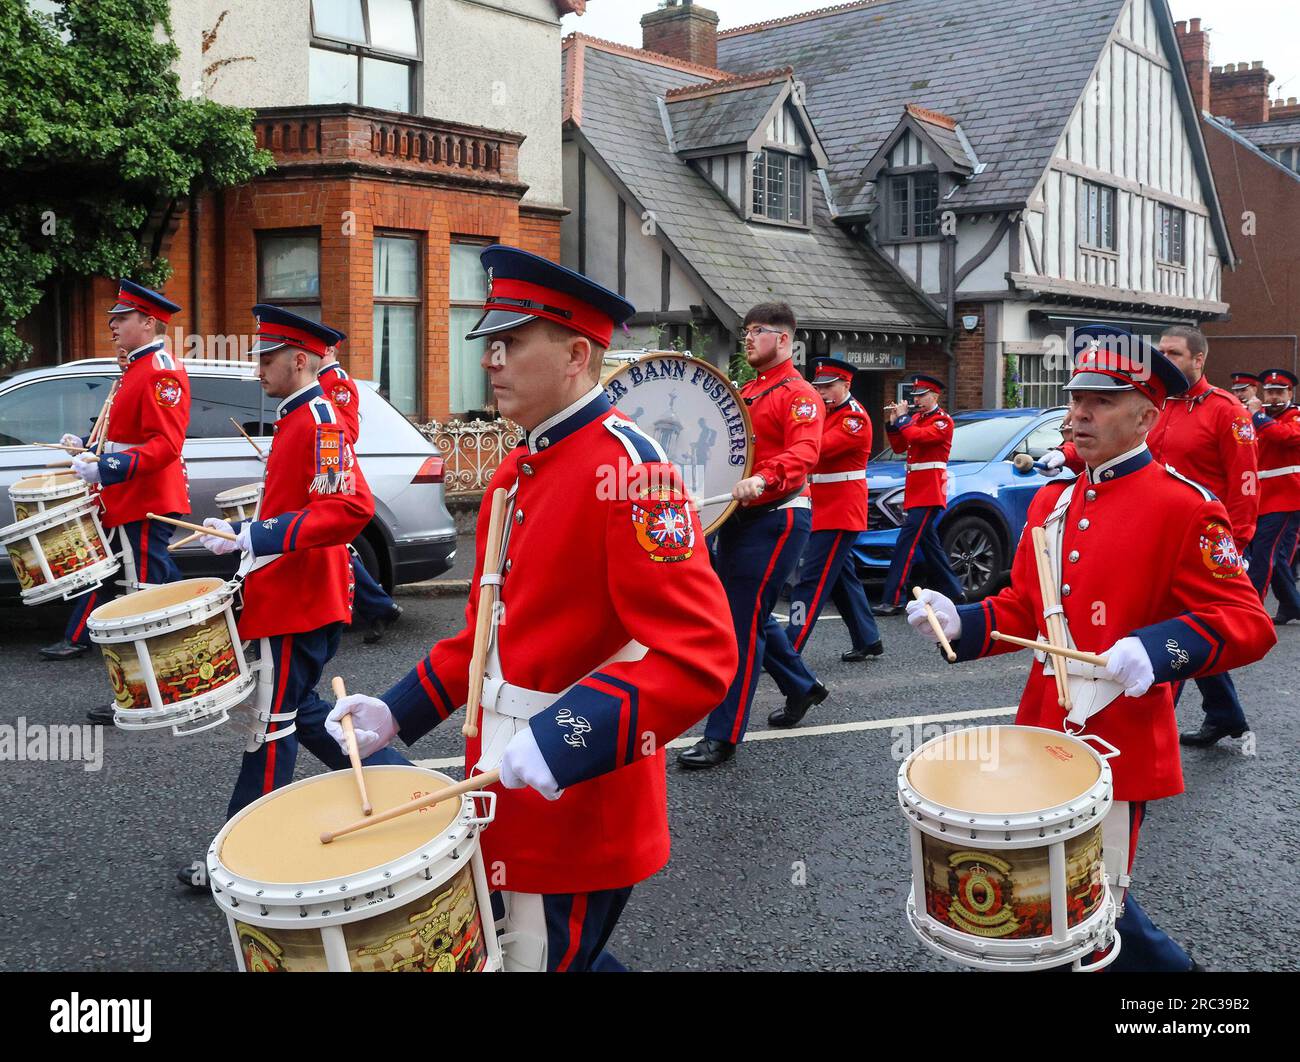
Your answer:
[364,605,403,644]
[768,682,828,728]
[1273,610,1300,626]
[86,703,115,725]
[872,604,904,617]
[40,638,88,661]
[1179,722,1248,748]
[676,738,735,769]
[842,642,884,662]
[175,861,209,893]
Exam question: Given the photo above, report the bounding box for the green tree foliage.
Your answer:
[0,0,272,364]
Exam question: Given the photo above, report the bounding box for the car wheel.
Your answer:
[941,514,1005,600]
[350,533,389,593]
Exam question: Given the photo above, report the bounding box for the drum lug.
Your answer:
[1072,732,1121,760]
[465,790,497,828]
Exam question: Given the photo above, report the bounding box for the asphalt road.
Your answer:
[0,579,1295,972]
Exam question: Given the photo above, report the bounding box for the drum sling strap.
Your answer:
[743,375,801,406]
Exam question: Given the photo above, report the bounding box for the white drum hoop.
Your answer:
[9,473,89,520]
[1,496,121,606]
[601,354,754,535]
[207,766,501,973]
[215,483,263,523]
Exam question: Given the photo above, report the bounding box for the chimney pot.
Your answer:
[1291,97,1298,106]
[1252,60,1264,70]
[1190,17,1201,31]
[1175,19,1186,32]
[641,1,721,70]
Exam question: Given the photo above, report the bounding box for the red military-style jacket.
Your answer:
[740,358,822,507]
[886,405,952,509]
[810,396,872,532]
[235,383,375,639]
[1252,403,1300,515]
[381,388,736,894]
[94,341,191,528]
[1146,375,1259,547]
[953,446,1275,801]
[317,361,360,444]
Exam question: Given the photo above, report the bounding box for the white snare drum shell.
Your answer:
[0,497,120,606]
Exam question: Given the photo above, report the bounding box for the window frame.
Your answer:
[372,230,425,421]
[309,0,423,114]
[884,170,941,242]
[1079,180,1117,252]
[1155,203,1186,267]
[448,236,494,416]
[256,228,322,318]
[748,147,811,229]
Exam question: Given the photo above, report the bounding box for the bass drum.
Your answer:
[602,353,753,534]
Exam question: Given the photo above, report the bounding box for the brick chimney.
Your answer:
[641,1,720,69]
[1210,59,1274,125]
[1272,97,1300,121]
[1174,18,1210,114]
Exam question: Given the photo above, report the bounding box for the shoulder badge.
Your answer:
[843,415,864,434]
[310,423,351,495]
[631,487,695,563]
[154,376,182,408]
[1199,519,1243,579]
[331,384,352,407]
[1231,418,1256,444]
[791,396,819,424]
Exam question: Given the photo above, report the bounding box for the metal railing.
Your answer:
[418,417,523,494]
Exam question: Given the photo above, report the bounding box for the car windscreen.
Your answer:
[874,414,1039,463]
[188,374,273,438]
[0,373,115,445]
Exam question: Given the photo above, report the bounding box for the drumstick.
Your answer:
[44,442,91,453]
[167,531,203,551]
[912,586,957,662]
[462,487,510,739]
[991,631,1108,668]
[230,418,264,457]
[146,512,237,541]
[1030,525,1072,709]
[331,677,372,815]
[87,380,118,453]
[320,769,501,844]
[694,492,734,508]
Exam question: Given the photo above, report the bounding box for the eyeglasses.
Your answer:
[742,326,784,338]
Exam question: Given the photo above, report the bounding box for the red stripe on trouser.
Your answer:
[793,532,843,651]
[891,509,932,605]
[136,520,149,585]
[262,634,293,795]
[1258,520,1287,600]
[554,894,588,972]
[730,510,796,744]
[70,591,97,642]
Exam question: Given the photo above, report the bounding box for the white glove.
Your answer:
[1102,637,1154,698]
[200,517,239,555]
[499,727,563,801]
[60,433,83,450]
[1039,449,1067,477]
[71,452,101,485]
[325,695,399,759]
[906,589,961,642]
[235,523,253,555]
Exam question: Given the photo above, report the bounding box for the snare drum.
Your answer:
[214,482,263,523]
[898,724,1121,971]
[207,766,501,972]
[9,472,89,521]
[87,578,254,736]
[1,496,120,605]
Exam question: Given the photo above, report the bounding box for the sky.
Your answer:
[562,0,1300,102]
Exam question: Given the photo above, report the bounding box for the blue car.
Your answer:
[853,407,1072,600]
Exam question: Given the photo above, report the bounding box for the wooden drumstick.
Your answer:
[331,676,372,816]
[167,531,203,551]
[991,631,1108,668]
[44,442,91,453]
[320,769,500,844]
[912,586,957,662]
[146,512,237,541]
[230,418,264,457]
[463,487,510,739]
[87,380,118,454]
[694,492,734,508]
[1030,525,1072,709]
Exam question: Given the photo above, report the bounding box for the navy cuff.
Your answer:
[952,600,994,662]
[384,658,455,745]
[97,449,138,486]
[529,672,639,789]
[1252,410,1275,430]
[1132,613,1223,684]
[248,510,308,554]
[893,414,913,429]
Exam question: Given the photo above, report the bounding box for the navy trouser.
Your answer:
[1173,672,1248,732]
[881,505,963,607]
[227,622,409,819]
[490,887,633,972]
[1249,511,1300,615]
[703,505,810,744]
[764,528,879,698]
[1108,802,1193,972]
[349,551,397,625]
[64,516,182,645]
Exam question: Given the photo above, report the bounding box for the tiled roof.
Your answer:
[666,78,788,154]
[1231,115,1300,149]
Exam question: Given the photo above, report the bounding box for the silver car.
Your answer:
[0,358,457,599]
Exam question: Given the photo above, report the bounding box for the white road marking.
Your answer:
[411,704,1019,770]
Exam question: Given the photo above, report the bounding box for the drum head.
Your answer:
[215,483,263,504]
[90,577,224,621]
[602,354,753,534]
[221,768,460,884]
[907,726,1100,814]
[13,472,81,492]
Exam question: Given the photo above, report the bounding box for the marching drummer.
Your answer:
[907,326,1276,970]
[326,246,735,970]
[43,283,192,705]
[873,373,963,616]
[763,357,881,729]
[316,333,404,644]
[677,302,821,769]
[1246,368,1300,625]
[179,305,411,889]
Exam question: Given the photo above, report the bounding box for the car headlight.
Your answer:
[877,487,905,527]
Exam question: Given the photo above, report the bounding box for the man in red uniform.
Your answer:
[908,326,1275,970]
[874,373,963,615]
[763,357,881,729]
[677,302,822,768]
[1146,327,1260,749]
[1229,371,1260,407]
[325,247,735,970]
[316,334,403,643]
[1246,368,1300,624]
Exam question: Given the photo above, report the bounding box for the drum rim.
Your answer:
[17,556,120,605]
[601,352,755,536]
[86,576,234,631]
[209,765,486,900]
[110,669,256,730]
[9,473,87,499]
[214,483,264,504]
[0,494,104,540]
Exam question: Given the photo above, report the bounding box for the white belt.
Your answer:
[810,470,867,483]
[1258,465,1300,479]
[906,461,947,472]
[777,494,812,510]
[100,440,139,455]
